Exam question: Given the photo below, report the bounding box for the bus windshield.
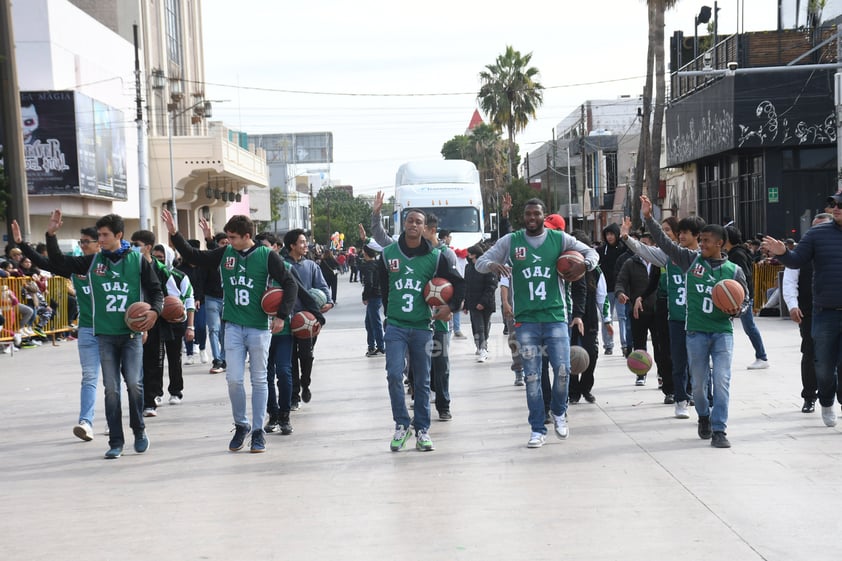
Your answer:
[401,207,481,233]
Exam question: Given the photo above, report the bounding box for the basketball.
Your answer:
[712,278,745,313]
[290,310,321,339]
[161,295,185,323]
[423,277,454,306]
[627,349,653,375]
[124,301,151,330]
[308,287,328,309]
[570,345,590,375]
[261,287,284,316]
[556,250,587,282]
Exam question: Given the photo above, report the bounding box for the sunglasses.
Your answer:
[827,200,842,208]
[79,239,94,245]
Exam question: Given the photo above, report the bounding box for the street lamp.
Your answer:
[694,5,712,62]
[166,97,226,228]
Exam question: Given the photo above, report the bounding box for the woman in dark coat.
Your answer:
[463,244,497,362]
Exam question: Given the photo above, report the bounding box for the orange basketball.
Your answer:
[423,277,454,306]
[261,287,284,316]
[556,250,586,282]
[290,310,321,339]
[161,295,185,323]
[712,279,745,313]
[124,301,151,330]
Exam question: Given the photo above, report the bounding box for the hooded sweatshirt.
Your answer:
[598,223,627,291]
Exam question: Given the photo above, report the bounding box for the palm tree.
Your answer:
[634,0,678,225]
[478,46,544,180]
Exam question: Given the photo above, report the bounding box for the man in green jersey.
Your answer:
[45,211,163,460]
[475,199,599,449]
[640,195,748,448]
[12,222,101,441]
[376,208,464,452]
[162,210,297,453]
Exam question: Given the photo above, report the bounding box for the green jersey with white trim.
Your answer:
[382,243,440,331]
[89,251,142,335]
[510,229,568,323]
[219,244,272,330]
[685,255,738,333]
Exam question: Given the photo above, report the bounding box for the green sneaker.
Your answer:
[415,429,435,452]
[390,425,411,452]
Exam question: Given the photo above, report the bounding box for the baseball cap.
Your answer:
[827,192,842,205]
[544,214,566,231]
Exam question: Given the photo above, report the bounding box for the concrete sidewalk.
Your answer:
[1,276,839,561]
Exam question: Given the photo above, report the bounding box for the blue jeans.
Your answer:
[267,333,293,415]
[451,310,462,333]
[185,304,207,355]
[601,292,629,350]
[205,296,225,363]
[224,323,271,431]
[811,309,842,407]
[98,333,144,448]
[385,324,432,432]
[739,300,767,361]
[686,331,733,432]
[364,298,384,351]
[516,322,570,434]
[77,327,100,426]
[668,320,690,403]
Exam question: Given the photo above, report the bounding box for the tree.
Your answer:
[269,187,285,225]
[633,0,678,227]
[312,187,374,246]
[478,46,544,180]
[441,123,509,217]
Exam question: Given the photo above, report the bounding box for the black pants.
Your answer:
[430,330,450,412]
[569,328,598,398]
[469,308,492,351]
[142,325,184,408]
[292,335,315,402]
[652,297,674,395]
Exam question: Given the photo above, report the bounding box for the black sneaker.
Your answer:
[711,431,731,448]
[802,399,816,413]
[604,348,613,356]
[569,395,581,404]
[663,394,675,405]
[279,412,293,435]
[302,387,312,403]
[290,400,300,411]
[133,430,149,453]
[250,429,266,453]
[229,423,251,451]
[697,416,712,440]
[438,410,452,421]
[583,392,596,403]
[365,348,377,357]
[264,415,281,433]
[544,410,552,425]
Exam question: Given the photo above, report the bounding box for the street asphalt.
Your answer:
[1,273,839,561]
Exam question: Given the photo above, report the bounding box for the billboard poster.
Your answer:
[0,90,127,199]
[20,90,79,195]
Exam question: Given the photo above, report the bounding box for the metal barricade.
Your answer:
[753,262,784,313]
[0,276,75,344]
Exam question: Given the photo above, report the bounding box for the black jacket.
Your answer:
[615,255,658,316]
[598,223,627,290]
[359,257,382,300]
[463,260,497,312]
[727,245,755,299]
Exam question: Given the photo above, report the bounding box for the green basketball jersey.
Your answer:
[88,251,142,335]
[71,273,93,329]
[685,255,738,333]
[219,244,273,330]
[509,229,568,323]
[382,243,440,331]
[269,261,293,337]
[666,261,687,322]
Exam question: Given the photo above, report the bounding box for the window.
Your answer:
[165,0,183,66]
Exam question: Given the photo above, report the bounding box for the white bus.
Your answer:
[393,160,486,250]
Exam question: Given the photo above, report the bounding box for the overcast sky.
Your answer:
[201,1,819,194]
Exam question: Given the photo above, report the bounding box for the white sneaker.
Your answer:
[552,413,569,439]
[143,408,157,417]
[13,333,21,347]
[527,432,547,448]
[73,421,94,441]
[674,400,690,419]
[477,349,488,363]
[154,396,163,406]
[199,349,209,364]
[168,395,182,405]
[0,345,9,354]
[747,359,770,370]
[184,354,196,365]
[822,406,837,427]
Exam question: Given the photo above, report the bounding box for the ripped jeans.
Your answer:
[515,321,570,434]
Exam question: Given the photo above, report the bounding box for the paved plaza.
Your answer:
[1,276,840,561]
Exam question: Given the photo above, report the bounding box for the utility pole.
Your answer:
[133,24,151,230]
[0,0,31,241]
[837,29,842,193]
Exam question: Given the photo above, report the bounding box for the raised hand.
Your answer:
[373,191,384,215]
[620,216,632,238]
[640,195,652,220]
[761,236,786,257]
[47,209,63,235]
[199,217,212,240]
[358,223,367,241]
[502,192,512,217]
[11,220,22,244]
[161,209,177,235]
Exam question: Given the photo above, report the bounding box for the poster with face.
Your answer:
[19,91,79,195]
